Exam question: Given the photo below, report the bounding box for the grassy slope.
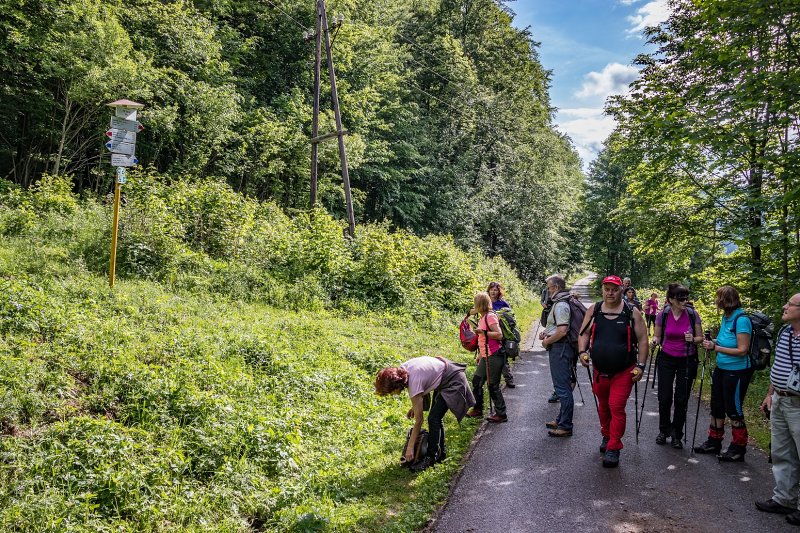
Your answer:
[0,235,535,531]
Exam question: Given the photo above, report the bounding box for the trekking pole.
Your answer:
[585,363,600,420]
[651,348,659,388]
[572,366,585,405]
[690,336,712,457]
[637,345,657,438]
[634,380,640,444]
[683,340,693,444]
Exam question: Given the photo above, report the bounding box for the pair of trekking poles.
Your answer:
[629,332,713,450]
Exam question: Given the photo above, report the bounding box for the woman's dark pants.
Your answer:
[657,352,697,440]
[427,392,448,460]
[472,352,507,416]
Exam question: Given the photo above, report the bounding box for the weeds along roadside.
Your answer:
[0,175,537,531]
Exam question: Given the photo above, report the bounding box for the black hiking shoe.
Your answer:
[787,511,800,526]
[505,380,516,389]
[671,438,683,449]
[409,456,434,473]
[599,436,609,453]
[755,499,795,515]
[718,445,745,462]
[655,433,668,445]
[693,439,722,454]
[548,391,559,403]
[602,449,620,468]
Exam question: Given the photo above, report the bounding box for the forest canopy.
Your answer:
[0,0,585,281]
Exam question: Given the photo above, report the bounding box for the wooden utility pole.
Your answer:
[309,2,322,209]
[308,0,355,237]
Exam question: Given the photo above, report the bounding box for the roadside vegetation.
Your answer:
[0,176,536,531]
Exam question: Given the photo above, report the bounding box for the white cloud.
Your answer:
[618,0,642,5]
[627,0,670,34]
[575,63,639,99]
[555,108,616,169]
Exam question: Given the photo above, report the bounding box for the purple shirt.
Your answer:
[492,299,509,311]
[656,309,700,357]
[401,356,446,398]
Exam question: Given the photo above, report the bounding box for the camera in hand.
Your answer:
[704,329,711,341]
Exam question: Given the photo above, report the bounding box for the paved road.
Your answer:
[432,274,789,533]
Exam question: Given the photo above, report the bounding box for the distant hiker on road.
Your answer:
[645,292,660,334]
[375,356,475,473]
[756,292,800,524]
[578,275,649,468]
[466,292,508,423]
[540,274,575,437]
[695,286,753,461]
[651,283,703,449]
[488,281,515,389]
[624,287,642,311]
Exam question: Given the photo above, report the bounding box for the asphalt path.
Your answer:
[431,275,790,533]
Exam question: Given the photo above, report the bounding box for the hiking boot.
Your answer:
[487,414,508,423]
[755,499,795,515]
[718,445,745,462]
[655,433,668,445]
[547,391,559,403]
[787,510,800,526]
[599,436,609,453]
[671,437,683,450]
[545,420,558,430]
[505,380,516,389]
[693,438,722,454]
[409,456,434,473]
[548,428,573,438]
[465,408,483,418]
[602,449,620,468]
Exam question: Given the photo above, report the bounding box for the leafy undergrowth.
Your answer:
[0,235,535,531]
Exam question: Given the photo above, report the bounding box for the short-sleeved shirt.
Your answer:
[401,356,446,398]
[477,312,503,356]
[492,299,510,311]
[656,308,700,358]
[771,326,800,390]
[715,308,752,370]
[545,293,571,337]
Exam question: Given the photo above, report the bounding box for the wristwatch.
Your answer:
[636,363,646,371]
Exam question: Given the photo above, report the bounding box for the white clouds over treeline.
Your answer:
[627,0,670,34]
[575,63,639,98]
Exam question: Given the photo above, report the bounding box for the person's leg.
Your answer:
[657,355,677,439]
[502,359,515,387]
[695,366,725,452]
[769,395,800,508]
[593,370,612,439]
[427,393,449,462]
[606,366,635,451]
[550,343,574,431]
[470,358,486,413]
[487,353,507,417]
[721,368,753,460]
[672,357,690,441]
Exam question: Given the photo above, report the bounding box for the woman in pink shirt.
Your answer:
[465,292,508,423]
[651,283,703,448]
[645,292,659,333]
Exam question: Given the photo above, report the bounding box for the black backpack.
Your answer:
[732,311,774,370]
[553,293,587,352]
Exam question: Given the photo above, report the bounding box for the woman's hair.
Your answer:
[474,291,492,314]
[625,287,636,298]
[650,292,658,299]
[666,283,689,302]
[715,285,742,314]
[374,367,409,396]
[487,281,504,298]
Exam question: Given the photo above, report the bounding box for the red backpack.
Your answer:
[459,314,478,351]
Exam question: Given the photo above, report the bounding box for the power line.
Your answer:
[262,0,311,31]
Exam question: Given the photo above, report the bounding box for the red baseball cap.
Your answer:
[602,275,623,286]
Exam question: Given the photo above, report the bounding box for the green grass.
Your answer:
[0,234,536,531]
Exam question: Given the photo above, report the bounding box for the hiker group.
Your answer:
[373,277,800,525]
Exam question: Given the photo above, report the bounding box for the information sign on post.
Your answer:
[106,99,144,288]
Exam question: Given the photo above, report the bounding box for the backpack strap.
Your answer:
[659,305,670,345]
[583,301,603,351]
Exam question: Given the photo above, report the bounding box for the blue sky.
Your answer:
[510,0,671,168]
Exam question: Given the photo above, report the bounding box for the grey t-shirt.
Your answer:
[545,296,571,337]
[401,356,445,398]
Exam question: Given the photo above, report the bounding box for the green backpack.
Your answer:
[495,307,522,359]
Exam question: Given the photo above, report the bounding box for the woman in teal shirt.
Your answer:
[694,286,753,461]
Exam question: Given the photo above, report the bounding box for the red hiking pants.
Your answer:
[593,365,635,451]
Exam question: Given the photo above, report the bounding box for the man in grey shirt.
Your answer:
[539,274,574,437]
